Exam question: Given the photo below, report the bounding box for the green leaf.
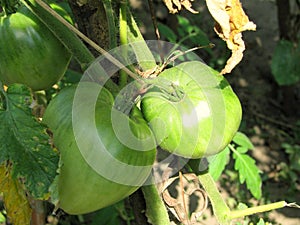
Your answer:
[158,23,177,43]
[232,147,262,199]
[236,146,249,154]
[0,84,59,198]
[175,15,212,55]
[127,11,156,71]
[282,143,300,172]
[89,204,122,225]
[271,39,300,86]
[233,132,254,150]
[177,15,190,36]
[208,147,230,180]
[237,202,248,210]
[0,212,6,223]
[256,218,267,225]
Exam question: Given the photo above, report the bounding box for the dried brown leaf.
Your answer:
[181,0,198,13]
[161,173,208,224]
[163,0,198,14]
[0,163,32,225]
[206,0,256,74]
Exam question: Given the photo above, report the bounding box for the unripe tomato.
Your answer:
[141,61,242,159]
[43,82,156,214]
[0,5,71,91]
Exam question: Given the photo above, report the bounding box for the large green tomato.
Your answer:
[43,82,156,215]
[0,5,71,91]
[141,61,242,159]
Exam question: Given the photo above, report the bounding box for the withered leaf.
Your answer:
[161,173,208,224]
[0,163,32,225]
[206,0,256,74]
[163,0,198,14]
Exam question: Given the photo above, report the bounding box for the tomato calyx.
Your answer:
[160,83,185,102]
[114,76,186,116]
[142,77,186,102]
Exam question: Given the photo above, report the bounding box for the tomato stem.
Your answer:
[31,200,46,225]
[197,167,291,223]
[0,82,8,110]
[142,184,171,225]
[197,171,231,225]
[228,201,287,219]
[119,0,128,88]
[147,0,164,62]
[102,0,117,49]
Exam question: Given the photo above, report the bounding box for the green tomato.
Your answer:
[0,5,71,91]
[141,61,242,159]
[43,82,156,215]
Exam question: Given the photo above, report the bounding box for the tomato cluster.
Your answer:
[42,61,241,214]
[0,2,242,216]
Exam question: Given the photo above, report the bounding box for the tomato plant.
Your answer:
[0,0,297,225]
[141,61,242,158]
[0,4,71,91]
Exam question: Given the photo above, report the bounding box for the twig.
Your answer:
[286,202,300,208]
[251,110,295,129]
[179,171,189,223]
[147,0,164,62]
[119,0,128,87]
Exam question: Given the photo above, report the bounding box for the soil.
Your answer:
[228,1,300,224]
[130,0,300,224]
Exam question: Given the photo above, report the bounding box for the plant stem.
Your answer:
[0,82,8,110]
[198,170,290,222]
[141,184,170,225]
[31,200,45,225]
[147,0,164,62]
[102,0,117,49]
[119,0,128,88]
[198,171,231,225]
[228,201,287,219]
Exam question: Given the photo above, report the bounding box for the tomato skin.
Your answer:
[0,5,71,91]
[141,61,242,159]
[43,83,156,215]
